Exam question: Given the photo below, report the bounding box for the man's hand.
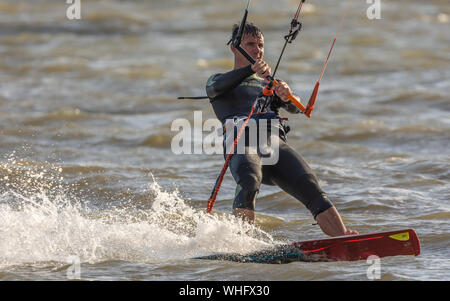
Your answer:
[273,80,292,103]
[251,59,271,80]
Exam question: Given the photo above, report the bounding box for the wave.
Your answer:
[316,119,448,144]
[0,156,275,269]
[138,134,173,149]
[317,119,388,142]
[411,212,450,221]
[22,107,95,126]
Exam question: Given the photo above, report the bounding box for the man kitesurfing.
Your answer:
[188,0,420,263]
[204,0,358,237]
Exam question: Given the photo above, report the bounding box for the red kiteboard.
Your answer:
[292,228,421,261]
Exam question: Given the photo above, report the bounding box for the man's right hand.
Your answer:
[251,59,271,81]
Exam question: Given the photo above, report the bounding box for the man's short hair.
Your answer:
[227,23,263,45]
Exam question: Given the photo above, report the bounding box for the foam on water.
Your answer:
[0,157,275,270]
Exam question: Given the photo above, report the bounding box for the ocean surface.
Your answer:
[0,0,449,281]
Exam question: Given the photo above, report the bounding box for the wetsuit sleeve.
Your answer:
[272,94,302,114]
[206,65,255,99]
[281,96,302,114]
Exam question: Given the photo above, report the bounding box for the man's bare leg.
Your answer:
[316,206,358,237]
[233,208,255,224]
[232,206,357,237]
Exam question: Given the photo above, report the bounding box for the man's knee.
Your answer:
[239,170,262,192]
[232,170,261,211]
[230,159,262,211]
[233,183,258,210]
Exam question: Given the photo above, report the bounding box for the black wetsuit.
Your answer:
[206,65,333,218]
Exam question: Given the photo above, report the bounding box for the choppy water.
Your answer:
[0,0,449,281]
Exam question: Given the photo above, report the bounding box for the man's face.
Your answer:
[233,33,264,64]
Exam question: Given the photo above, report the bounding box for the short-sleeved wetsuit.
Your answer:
[206,65,333,219]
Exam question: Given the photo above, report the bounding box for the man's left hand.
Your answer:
[273,80,292,103]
